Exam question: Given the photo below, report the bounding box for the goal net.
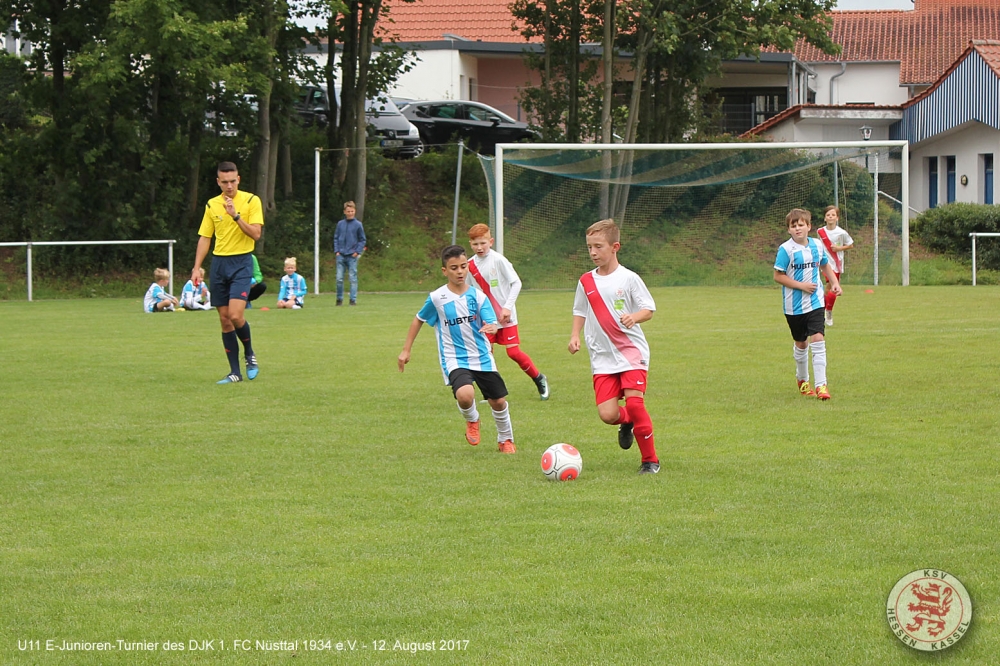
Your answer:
[480,141,909,289]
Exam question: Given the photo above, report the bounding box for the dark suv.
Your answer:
[401,101,538,155]
[296,85,423,158]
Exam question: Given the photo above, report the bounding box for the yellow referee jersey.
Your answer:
[198,190,264,256]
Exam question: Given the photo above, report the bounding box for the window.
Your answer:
[928,157,938,208]
[985,154,994,205]
[946,156,956,203]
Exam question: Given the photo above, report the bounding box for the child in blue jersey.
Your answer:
[774,208,842,400]
[143,268,178,313]
[180,267,212,310]
[398,245,517,454]
[276,257,307,309]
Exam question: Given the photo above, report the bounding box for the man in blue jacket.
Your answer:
[334,200,367,305]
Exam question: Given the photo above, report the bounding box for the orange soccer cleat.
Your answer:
[465,420,481,446]
[798,380,814,396]
[815,384,831,401]
[497,440,517,454]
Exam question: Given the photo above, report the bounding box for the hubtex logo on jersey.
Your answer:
[886,569,972,651]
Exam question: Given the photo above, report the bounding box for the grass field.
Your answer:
[2,286,998,664]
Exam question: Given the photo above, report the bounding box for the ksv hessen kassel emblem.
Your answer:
[886,569,972,651]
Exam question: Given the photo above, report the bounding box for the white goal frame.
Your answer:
[494,141,910,286]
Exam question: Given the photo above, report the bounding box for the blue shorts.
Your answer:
[209,253,254,307]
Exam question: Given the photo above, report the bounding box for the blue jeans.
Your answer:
[336,254,359,302]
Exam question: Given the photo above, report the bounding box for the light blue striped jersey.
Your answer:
[181,279,208,303]
[143,282,167,313]
[774,237,829,315]
[278,273,307,301]
[417,285,499,382]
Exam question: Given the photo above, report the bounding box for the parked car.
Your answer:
[401,101,538,155]
[295,84,423,158]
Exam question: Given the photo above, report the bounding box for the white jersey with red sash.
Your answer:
[572,265,656,375]
[817,225,853,274]
[466,249,522,326]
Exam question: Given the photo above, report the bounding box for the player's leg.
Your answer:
[622,372,658,473]
[808,310,829,399]
[449,369,480,445]
[824,272,839,325]
[479,371,514,453]
[210,259,243,383]
[498,326,548,400]
[787,314,812,395]
[226,256,258,380]
[335,255,346,305]
[348,256,358,305]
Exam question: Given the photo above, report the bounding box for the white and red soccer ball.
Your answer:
[540,443,582,481]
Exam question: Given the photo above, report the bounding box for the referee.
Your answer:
[192,162,264,384]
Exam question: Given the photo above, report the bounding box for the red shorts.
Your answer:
[592,370,648,404]
[487,324,520,347]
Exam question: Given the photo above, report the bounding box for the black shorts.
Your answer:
[785,308,825,342]
[448,368,508,400]
[209,253,254,307]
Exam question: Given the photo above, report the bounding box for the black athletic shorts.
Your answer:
[209,253,254,307]
[785,308,825,342]
[448,368,508,400]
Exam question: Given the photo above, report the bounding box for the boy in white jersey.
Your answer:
[277,257,307,309]
[180,268,212,310]
[466,223,549,400]
[816,205,853,326]
[143,268,178,313]
[774,208,842,400]
[398,245,517,454]
[568,219,660,475]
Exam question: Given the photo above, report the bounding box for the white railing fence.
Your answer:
[0,240,176,301]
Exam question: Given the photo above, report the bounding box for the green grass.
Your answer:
[2,286,998,664]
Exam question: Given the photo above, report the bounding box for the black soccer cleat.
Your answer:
[533,373,550,400]
[638,461,660,475]
[618,421,634,450]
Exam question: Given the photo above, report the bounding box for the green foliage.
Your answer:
[913,202,1000,269]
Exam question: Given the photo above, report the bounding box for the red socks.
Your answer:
[505,346,539,379]
[625,396,657,463]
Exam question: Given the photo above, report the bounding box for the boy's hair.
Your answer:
[468,223,492,240]
[196,267,205,277]
[343,201,356,210]
[823,205,841,218]
[586,218,620,244]
[217,161,238,174]
[154,268,170,281]
[785,208,812,226]
[284,256,297,268]
[441,244,467,265]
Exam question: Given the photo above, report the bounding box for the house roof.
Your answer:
[792,0,1000,86]
[383,0,530,44]
[741,104,903,138]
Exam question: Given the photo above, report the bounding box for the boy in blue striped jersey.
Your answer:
[276,257,307,309]
[773,209,842,400]
[398,245,517,453]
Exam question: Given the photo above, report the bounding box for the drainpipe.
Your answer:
[829,62,847,105]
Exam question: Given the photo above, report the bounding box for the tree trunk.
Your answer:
[567,0,580,143]
[611,26,651,224]
[267,117,280,211]
[281,141,293,197]
[599,0,615,219]
[254,79,273,209]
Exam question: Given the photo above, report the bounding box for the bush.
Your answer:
[913,203,1000,268]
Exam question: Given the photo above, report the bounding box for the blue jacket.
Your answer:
[335,218,367,256]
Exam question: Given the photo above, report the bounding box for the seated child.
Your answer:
[180,268,213,310]
[277,257,307,309]
[143,268,178,313]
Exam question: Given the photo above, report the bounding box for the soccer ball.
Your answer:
[540,443,582,481]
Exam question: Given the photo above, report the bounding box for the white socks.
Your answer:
[492,404,513,443]
[794,344,809,382]
[458,402,479,423]
[794,341,828,386]
[810,340,827,387]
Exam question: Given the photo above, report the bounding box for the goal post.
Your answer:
[489,141,909,288]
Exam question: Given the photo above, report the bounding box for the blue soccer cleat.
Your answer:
[217,373,242,384]
[246,355,259,380]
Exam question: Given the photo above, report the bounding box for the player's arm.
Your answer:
[568,315,585,354]
[620,309,652,329]
[192,236,211,282]
[499,258,521,324]
[822,262,842,296]
[478,297,499,335]
[398,317,424,371]
[774,270,818,294]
